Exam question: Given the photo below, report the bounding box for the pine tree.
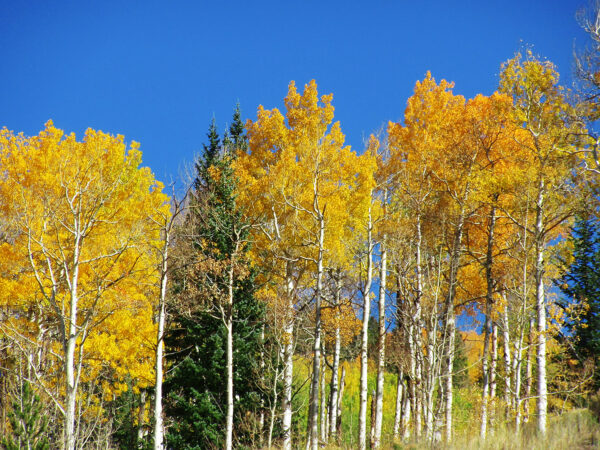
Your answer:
[556,215,600,385]
[164,107,265,449]
[2,381,49,450]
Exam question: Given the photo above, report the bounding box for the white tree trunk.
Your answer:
[535,182,547,435]
[259,325,266,446]
[282,268,295,450]
[308,217,325,450]
[224,238,242,450]
[502,304,512,418]
[524,318,534,424]
[154,227,169,450]
[320,352,327,443]
[444,221,463,443]
[373,232,387,449]
[65,227,82,450]
[336,365,346,438]
[138,390,147,443]
[153,294,166,450]
[480,302,491,439]
[513,317,524,431]
[444,315,456,444]
[358,207,374,450]
[225,318,234,449]
[490,323,498,400]
[393,369,404,439]
[480,204,497,439]
[402,381,411,440]
[329,275,342,442]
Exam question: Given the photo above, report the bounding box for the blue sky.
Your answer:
[0,1,589,183]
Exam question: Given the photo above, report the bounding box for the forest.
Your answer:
[3,7,600,450]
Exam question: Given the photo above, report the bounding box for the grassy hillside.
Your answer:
[290,356,600,449]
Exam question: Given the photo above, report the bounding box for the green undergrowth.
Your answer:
[290,357,600,449]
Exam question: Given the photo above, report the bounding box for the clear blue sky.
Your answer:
[0,1,589,183]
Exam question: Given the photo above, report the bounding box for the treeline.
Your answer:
[2,20,600,450]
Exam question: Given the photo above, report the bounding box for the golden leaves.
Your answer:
[0,121,168,398]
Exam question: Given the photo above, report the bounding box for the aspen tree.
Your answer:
[239,81,373,449]
[0,122,166,450]
[500,52,581,434]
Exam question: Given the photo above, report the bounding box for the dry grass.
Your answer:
[391,409,600,450]
[318,409,600,450]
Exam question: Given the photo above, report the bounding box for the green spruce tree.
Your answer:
[2,381,49,450]
[556,215,600,386]
[164,106,265,449]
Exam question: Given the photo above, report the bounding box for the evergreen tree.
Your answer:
[164,107,265,449]
[556,215,600,385]
[2,381,49,450]
[453,332,470,389]
[110,380,151,450]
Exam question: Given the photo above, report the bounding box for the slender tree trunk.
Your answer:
[514,317,524,431]
[268,362,280,449]
[480,301,491,439]
[424,301,439,441]
[308,217,325,450]
[402,380,411,440]
[282,267,295,450]
[407,322,417,439]
[329,275,342,442]
[138,390,147,444]
[65,230,82,450]
[373,229,387,449]
[534,181,547,435]
[336,366,346,439]
[524,318,534,424]
[480,204,496,439]
[444,214,464,443]
[490,323,498,400]
[153,297,166,450]
[370,389,376,447]
[413,215,424,439]
[259,325,266,446]
[359,207,374,450]
[154,228,169,450]
[415,352,423,438]
[226,282,234,450]
[224,243,240,450]
[393,369,404,439]
[502,303,512,418]
[320,352,327,443]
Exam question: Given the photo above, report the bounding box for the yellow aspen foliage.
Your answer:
[0,121,169,407]
[321,299,362,347]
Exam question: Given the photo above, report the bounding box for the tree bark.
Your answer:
[444,214,464,443]
[307,216,325,450]
[329,274,342,442]
[393,369,404,439]
[320,352,327,443]
[373,229,387,449]
[480,204,496,439]
[358,207,374,450]
[336,366,346,438]
[154,225,170,450]
[480,300,491,439]
[534,181,547,435]
[502,303,512,418]
[490,323,498,400]
[225,247,237,450]
[524,317,534,424]
[65,226,83,450]
[282,266,295,450]
[138,390,147,444]
[513,315,525,431]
